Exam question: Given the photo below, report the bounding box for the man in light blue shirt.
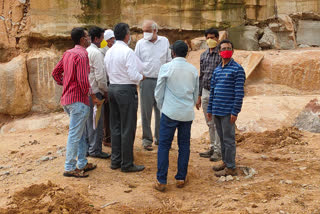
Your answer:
[154,40,199,191]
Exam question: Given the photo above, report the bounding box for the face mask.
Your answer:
[144,32,153,41]
[206,39,217,48]
[220,50,233,59]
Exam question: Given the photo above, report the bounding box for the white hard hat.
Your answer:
[104,29,115,40]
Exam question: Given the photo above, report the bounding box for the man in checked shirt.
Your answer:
[196,28,222,162]
[52,27,103,178]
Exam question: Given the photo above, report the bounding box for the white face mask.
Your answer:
[143,32,153,41]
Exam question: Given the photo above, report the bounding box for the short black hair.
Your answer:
[218,39,234,51]
[204,28,219,38]
[71,27,87,45]
[170,40,188,57]
[89,26,104,42]
[114,23,129,41]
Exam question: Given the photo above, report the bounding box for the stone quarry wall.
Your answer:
[0,0,320,115]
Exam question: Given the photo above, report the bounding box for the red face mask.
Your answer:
[220,50,233,59]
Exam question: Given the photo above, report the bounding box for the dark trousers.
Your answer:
[85,96,104,155]
[157,114,192,184]
[103,100,111,143]
[108,84,138,170]
[214,115,236,169]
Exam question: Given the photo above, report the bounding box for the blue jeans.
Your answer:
[157,114,192,184]
[63,102,90,172]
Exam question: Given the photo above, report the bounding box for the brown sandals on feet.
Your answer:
[63,169,89,178]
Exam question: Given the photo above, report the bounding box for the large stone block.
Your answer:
[0,55,32,115]
[27,50,63,112]
[297,20,320,46]
[228,26,262,51]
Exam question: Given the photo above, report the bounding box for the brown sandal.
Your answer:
[63,169,89,178]
[82,163,97,172]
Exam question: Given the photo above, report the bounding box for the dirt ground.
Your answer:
[0,50,320,213]
[1,97,320,213]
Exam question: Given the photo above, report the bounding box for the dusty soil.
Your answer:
[1,51,320,213]
[1,103,320,213]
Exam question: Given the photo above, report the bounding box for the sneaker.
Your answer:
[210,153,222,162]
[214,168,237,177]
[199,149,214,158]
[154,181,166,192]
[212,163,226,171]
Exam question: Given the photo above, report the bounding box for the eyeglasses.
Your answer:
[221,47,233,51]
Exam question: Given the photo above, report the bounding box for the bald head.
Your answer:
[142,20,158,33]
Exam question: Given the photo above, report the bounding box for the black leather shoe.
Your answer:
[89,152,111,159]
[110,164,121,170]
[121,165,145,173]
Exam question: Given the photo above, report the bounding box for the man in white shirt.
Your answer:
[104,23,146,173]
[135,20,172,151]
[99,29,115,148]
[85,26,110,159]
[154,40,199,191]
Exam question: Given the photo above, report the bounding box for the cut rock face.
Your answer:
[0,55,32,115]
[294,99,320,133]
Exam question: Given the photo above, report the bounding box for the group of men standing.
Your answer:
[52,21,245,190]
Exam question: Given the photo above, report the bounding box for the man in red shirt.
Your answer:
[52,27,102,178]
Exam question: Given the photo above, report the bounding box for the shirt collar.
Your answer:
[205,46,219,55]
[89,43,99,49]
[172,57,186,62]
[75,45,87,50]
[219,58,234,68]
[116,40,128,46]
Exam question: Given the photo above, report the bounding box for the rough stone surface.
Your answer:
[228,26,261,51]
[0,55,32,115]
[297,20,320,46]
[294,99,320,133]
[242,49,320,91]
[259,27,276,49]
[263,15,297,49]
[26,50,63,112]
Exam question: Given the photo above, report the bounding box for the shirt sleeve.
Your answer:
[154,64,168,110]
[198,53,204,96]
[76,55,91,96]
[207,69,216,114]
[166,39,172,63]
[52,55,64,86]
[93,51,108,93]
[193,71,199,106]
[125,50,143,84]
[134,41,141,59]
[231,66,246,116]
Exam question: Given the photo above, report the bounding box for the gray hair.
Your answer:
[151,22,158,33]
[143,20,158,33]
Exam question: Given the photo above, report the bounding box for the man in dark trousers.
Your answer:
[104,23,146,172]
[207,39,246,177]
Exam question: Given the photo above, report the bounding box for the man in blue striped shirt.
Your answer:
[207,40,246,177]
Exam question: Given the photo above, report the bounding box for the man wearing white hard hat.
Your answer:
[100,29,115,55]
[99,29,115,147]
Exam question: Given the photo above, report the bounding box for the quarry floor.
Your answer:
[0,93,320,213]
